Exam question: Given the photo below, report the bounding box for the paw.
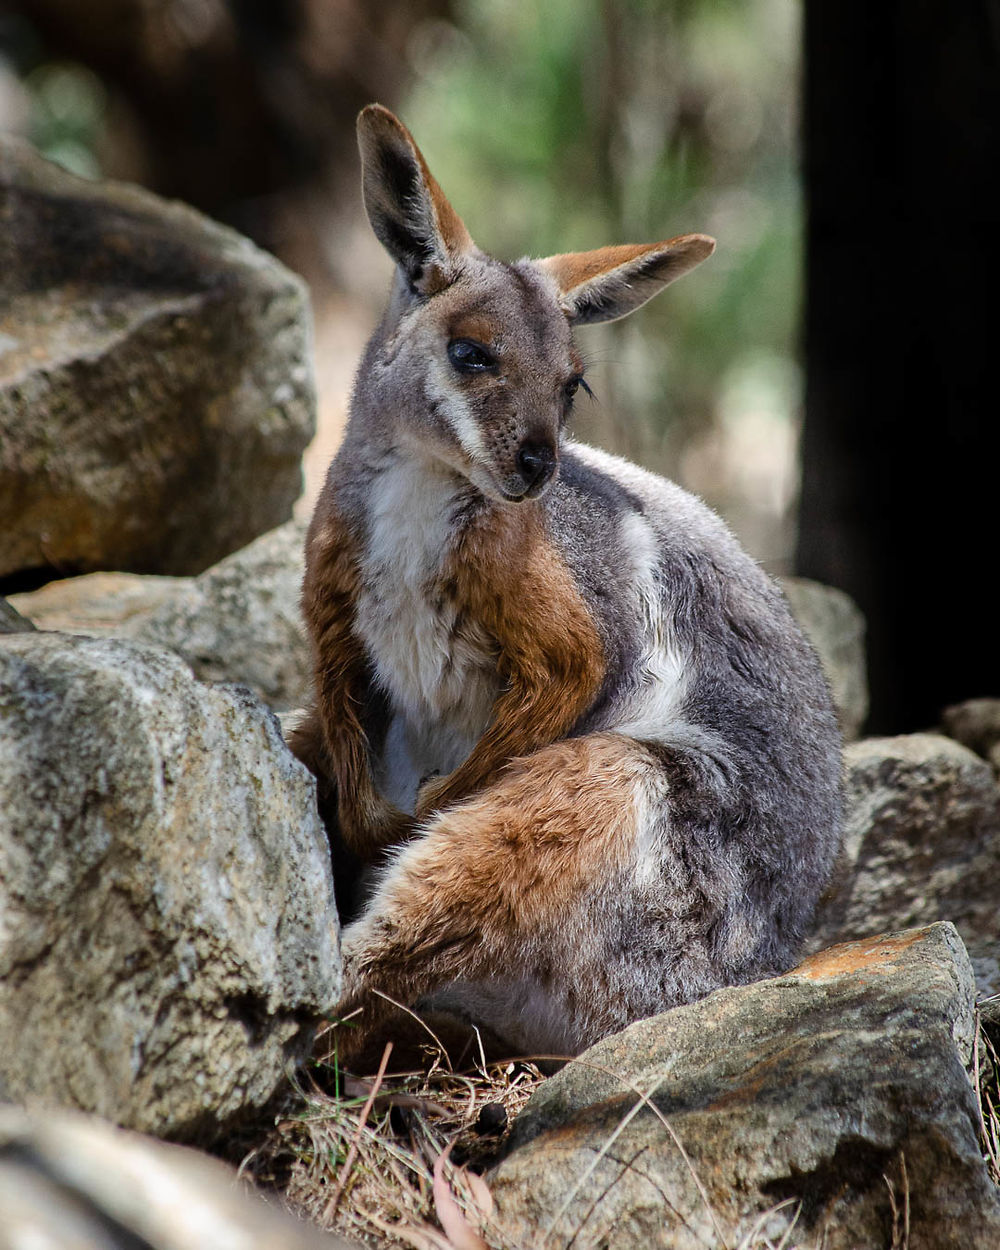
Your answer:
[338,919,373,999]
[340,795,415,852]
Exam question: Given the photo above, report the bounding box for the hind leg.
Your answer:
[333,732,668,1066]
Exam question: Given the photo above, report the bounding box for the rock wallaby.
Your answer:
[291,104,842,1066]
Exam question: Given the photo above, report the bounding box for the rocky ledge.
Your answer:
[491,923,1000,1250]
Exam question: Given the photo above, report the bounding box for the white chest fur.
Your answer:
[354,453,499,811]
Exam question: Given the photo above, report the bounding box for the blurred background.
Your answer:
[1,0,996,731]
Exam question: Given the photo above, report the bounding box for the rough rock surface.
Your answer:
[10,520,310,710]
[0,136,315,582]
[0,1103,359,1250]
[943,698,1000,774]
[781,575,868,740]
[490,924,1000,1250]
[7,571,182,635]
[809,733,1000,995]
[0,632,339,1141]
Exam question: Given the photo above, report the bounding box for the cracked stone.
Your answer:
[0,631,340,1141]
[490,923,1000,1250]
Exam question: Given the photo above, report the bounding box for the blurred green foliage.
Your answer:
[1,0,801,563]
[404,0,801,562]
[1,13,107,179]
[23,61,107,178]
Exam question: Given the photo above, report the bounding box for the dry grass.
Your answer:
[975,997,1000,1188]
[242,1025,545,1250]
[237,992,1000,1250]
[241,1020,816,1250]
[245,1010,990,1250]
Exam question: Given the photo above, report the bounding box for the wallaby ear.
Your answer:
[357,104,474,292]
[537,234,716,325]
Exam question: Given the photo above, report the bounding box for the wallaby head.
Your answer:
[355,104,716,504]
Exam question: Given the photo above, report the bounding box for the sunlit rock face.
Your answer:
[8,520,311,712]
[0,136,315,584]
[0,631,339,1143]
[0,1104,357,1250]
[491,923,1000,1250]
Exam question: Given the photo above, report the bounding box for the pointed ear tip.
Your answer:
[356,103,405,141]
[680,233,716,259]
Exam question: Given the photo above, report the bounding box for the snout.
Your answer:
[486,428,559,504]
[515,440,557,496]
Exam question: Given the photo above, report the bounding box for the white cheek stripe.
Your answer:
[426,357,489,467]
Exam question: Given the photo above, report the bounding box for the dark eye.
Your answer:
[566,374,593,402]
[447,338,495,372]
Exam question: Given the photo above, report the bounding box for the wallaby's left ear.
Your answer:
[357,104,475,293]
[537,235,716,325]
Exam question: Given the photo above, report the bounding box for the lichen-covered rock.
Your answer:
[0,1104,360,1250]
[0,136,315,582]
[781,575,868,740]
[133,519,309,709]
[809,733,1000,995]
[491,924,1000,1250]
[10,520,310,710]
[0,632,339,1142]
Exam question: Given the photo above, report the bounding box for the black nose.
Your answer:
[516,441,556,492]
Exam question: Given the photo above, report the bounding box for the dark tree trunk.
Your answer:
[798,2,1000,733]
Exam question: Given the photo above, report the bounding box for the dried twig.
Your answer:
[884,1152,910,1250]
[324,1040,393,1221]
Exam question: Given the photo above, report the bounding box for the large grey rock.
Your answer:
[0,632,339,1141]
[781,575,868,740]
[491,923,1000,1250]
[809,733,1000,995]
[0,1103,358,1250]
[0,136,315,582]
[10,520,310,710]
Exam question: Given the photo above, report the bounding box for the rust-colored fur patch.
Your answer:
[415,501,605,818]
[448,314,501,346]
[337,733,651,1060]
[541,242,679,290]
[292,498,413,859]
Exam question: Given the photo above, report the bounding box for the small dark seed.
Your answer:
[474,1103,508,1136]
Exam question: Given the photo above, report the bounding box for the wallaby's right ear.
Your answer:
[357,104,474,293]
[538,235,716,325]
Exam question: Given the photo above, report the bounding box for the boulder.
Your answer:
[809,733,1000,995]
[491,923,1000,1250]
[0,632,339,1142]
[9,520,310,710]
[781,575,868,740]
[0,1103,359,1250]
[942,698,1000,774]
[0,136,315,583]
